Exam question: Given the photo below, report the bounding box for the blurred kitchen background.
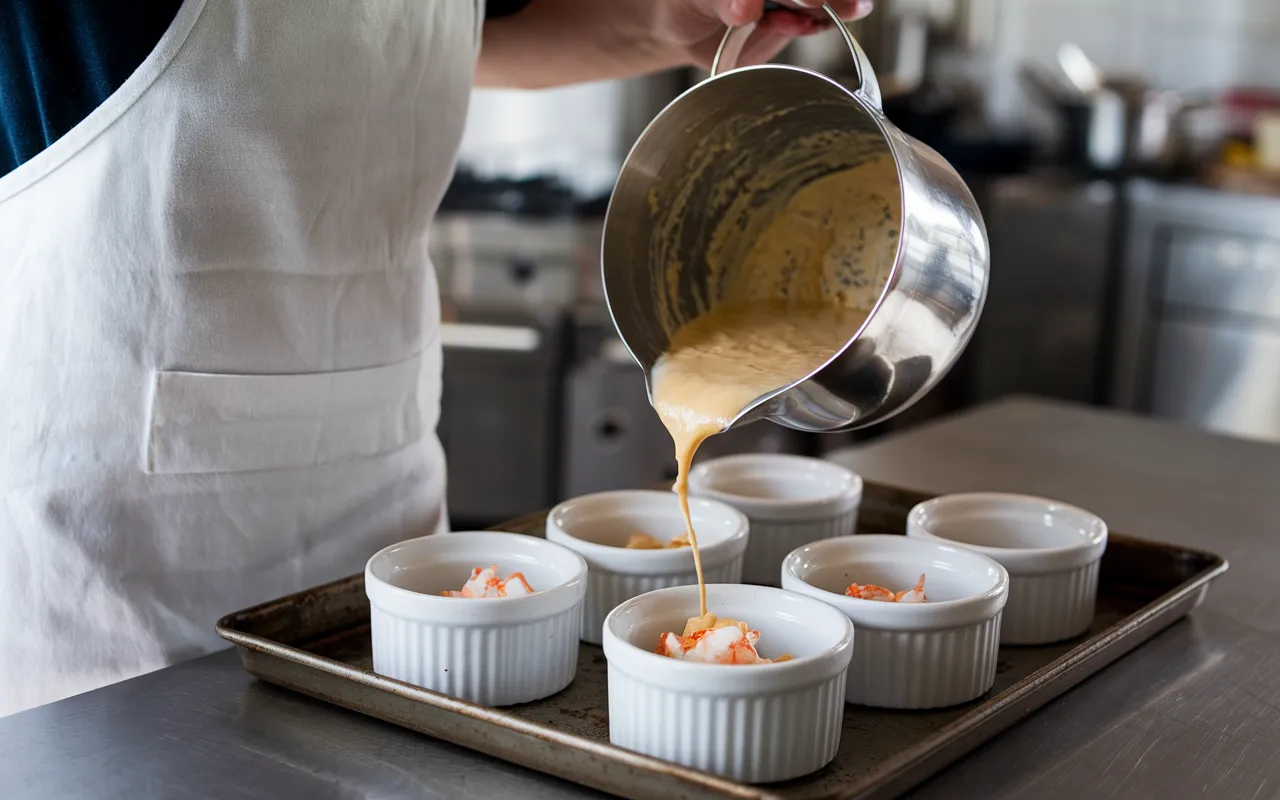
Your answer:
[436,0,1280,529]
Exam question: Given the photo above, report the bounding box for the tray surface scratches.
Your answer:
[217,480,1227,800]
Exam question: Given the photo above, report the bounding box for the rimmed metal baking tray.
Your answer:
[216,479,1227,800]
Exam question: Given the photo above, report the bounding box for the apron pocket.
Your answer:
[145,353,423,474]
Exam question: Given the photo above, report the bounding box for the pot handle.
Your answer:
[709,2,883,111]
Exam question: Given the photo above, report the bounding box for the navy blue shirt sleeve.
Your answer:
[0,0,535,178]
[0,1,183,176]
[486,1,535,19]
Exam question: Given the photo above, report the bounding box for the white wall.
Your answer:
[457,80,626,198]
[962,0,1280,132]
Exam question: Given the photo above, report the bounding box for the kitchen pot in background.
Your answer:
[1020,45,1215,175]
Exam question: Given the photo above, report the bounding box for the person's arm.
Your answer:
[476,0,872,90]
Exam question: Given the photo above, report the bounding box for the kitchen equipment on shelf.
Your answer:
[601,3,988,435]
[1022,45,1213,175]
[1056,43,1104,97]
[1019,61,1083,107]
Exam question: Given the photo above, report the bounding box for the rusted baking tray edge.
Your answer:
[215,481,1229,800]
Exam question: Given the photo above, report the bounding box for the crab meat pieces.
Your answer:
[845,573,927,603]
[655,613,793,664]
[442,565,536,599]
[624,533,691,549]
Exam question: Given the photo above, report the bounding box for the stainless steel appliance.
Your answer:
[438,307,568,526]
[431,210,589,527]
[968,173,1118,406]
[1112,180,1280,443]
[432,210,584,309]
[560,315,674,498]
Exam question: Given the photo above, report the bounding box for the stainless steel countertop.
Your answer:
[5,396,1279,799]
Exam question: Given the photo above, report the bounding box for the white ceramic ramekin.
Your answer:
[687,454,862,586]
[602,583,853,784]
[907,493,1108,645]
[365,531,587,706]
[546,490,748,644]
[782,534,1008,709]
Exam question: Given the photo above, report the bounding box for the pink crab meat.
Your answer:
[442,565,536,599]
[845,573,927,603]
[654,614,793,665]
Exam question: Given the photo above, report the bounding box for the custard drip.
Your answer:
[652,300,868,615]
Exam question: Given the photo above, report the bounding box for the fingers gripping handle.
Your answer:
[709,2,883,111]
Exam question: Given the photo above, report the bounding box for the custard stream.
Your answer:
[652,299,868,615]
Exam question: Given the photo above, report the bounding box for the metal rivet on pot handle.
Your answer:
[709,2,883,111]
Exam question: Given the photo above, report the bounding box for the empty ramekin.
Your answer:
[546,490,748,644]
[365,531,587,706]
[602,583,853,783]
[782,534,1008,709]
[907,493,1108,645]
[687,454,862,586]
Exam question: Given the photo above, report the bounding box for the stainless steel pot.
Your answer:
[1054,81,1206,174]
[1023,45,1211,175]
[601,4,989,433]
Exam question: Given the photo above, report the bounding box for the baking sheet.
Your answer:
[216,479,1227,800]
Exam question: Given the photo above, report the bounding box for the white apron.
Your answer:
[0,0,481,717]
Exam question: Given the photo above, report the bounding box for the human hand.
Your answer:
[477,0,875,90]
[654,1,875,71]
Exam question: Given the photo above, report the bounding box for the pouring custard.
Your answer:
[649,302,865,663]
[643,158,898,662]
[652,300,869,614]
